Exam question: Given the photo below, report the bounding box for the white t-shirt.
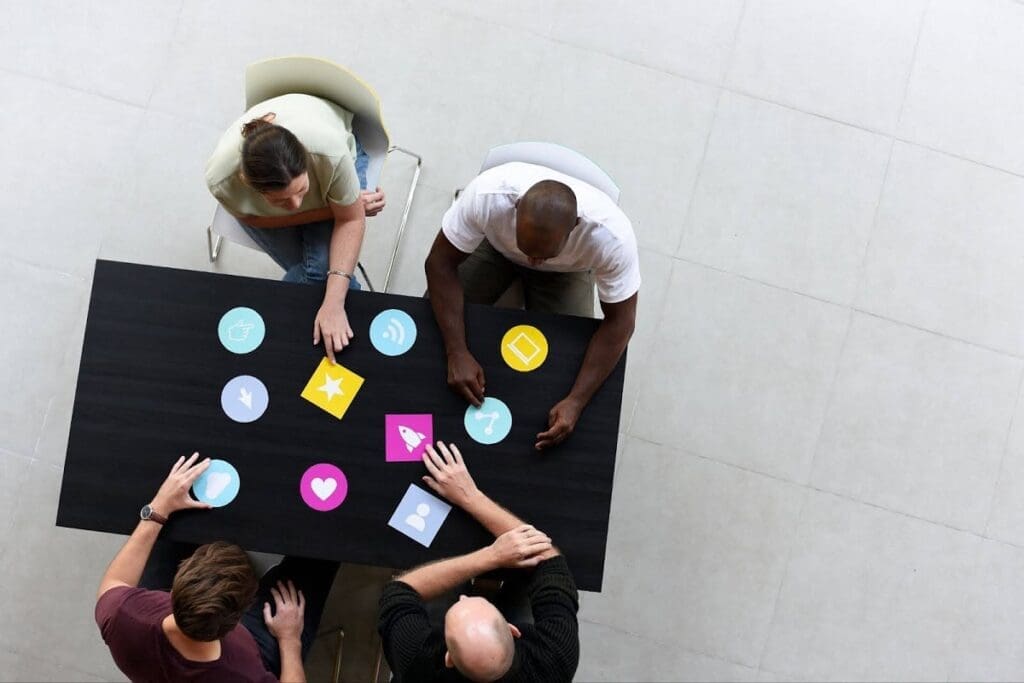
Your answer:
[441,162,641,304]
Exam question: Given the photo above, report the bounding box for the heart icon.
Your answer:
[311,477,337,501]
[205,472,232,499]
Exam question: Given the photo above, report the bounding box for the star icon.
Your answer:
[317,373,344,401]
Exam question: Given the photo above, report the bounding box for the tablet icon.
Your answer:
[221,375,269,423]
[501,325,548,372]
[218,307,265,354]
[464,397,512,445]
[370,309,417,356]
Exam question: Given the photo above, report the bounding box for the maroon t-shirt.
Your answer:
[95,586,278,683]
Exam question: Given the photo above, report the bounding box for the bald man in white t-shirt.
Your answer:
[424,161,640,450]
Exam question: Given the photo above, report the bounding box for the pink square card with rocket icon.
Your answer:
[385,414,433,462]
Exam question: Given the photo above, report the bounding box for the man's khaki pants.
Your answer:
[457,239,595,318]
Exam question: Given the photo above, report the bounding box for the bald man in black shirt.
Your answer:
[378,442,579,683]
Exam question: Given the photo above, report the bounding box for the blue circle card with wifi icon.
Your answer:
[370,309,417,357]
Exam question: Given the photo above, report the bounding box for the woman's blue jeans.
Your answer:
[240,140,369,288]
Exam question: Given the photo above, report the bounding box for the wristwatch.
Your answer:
[140,504,168,525]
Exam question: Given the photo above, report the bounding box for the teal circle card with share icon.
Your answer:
[218,307,265,354]
[464,397,512,445]
[192,459,241,507]
[370,309,417,356]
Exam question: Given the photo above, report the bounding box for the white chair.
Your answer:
[207,56,423,293]
[479,141,620,203]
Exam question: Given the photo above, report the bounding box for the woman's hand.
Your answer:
[313,301,354,363]
[361,187,386,217]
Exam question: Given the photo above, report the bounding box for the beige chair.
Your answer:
[207,56,422,293]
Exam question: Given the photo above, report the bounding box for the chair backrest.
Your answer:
[245,56,390,190]
[480,142,620,204]
[211,204,260,250]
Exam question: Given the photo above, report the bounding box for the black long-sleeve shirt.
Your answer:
[378,556,580,682]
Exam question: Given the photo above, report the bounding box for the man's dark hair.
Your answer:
[239,117,308,192]
[518,180,577,235]
[171,542,258,641]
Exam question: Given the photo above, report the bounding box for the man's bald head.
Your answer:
[444,596,519,682]
[515,180,578,265]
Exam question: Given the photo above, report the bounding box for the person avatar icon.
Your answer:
[405,503,430,532]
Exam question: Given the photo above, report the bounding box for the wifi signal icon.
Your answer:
[383,317,406,345]
[370,309,418,357]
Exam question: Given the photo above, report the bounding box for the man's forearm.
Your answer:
[565,315,633,406]
[278,638,306,683]
[461,492,527,539]
[399,548,497,601]
[97,521,161,598]
[237,207,333,229]
[322,218,365,305]
[425,258,470,356]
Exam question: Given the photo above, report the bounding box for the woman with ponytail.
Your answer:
[206,93,386,362]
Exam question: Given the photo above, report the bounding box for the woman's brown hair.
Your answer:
[240,116,308,193]
[171,542,258,641]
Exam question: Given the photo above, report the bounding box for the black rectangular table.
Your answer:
[57,260,624,591]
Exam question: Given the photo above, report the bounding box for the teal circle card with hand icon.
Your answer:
[218,307,265,354]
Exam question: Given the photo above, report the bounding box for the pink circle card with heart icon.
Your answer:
[299,463,348,511]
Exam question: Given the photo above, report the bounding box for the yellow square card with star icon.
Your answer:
[300,358,365,419]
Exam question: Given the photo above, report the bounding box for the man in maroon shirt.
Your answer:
[94,453,337,682]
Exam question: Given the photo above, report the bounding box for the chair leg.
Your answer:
[384,146,423,293]
[331,629,344,683]
[207,225,223,263]
[357,262,376,293]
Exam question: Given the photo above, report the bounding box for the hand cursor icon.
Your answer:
[227,320,254,342]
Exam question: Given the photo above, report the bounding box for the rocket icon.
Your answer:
[398,425,427,452]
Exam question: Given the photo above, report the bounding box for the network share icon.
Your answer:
[370,309,417,357]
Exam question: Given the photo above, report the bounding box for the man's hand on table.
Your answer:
[313,300,354,364]
[149,452,212,516]
[488,525,553,569]
[421,442,481,508]
[535,396,584,451]
[447,349,485,406]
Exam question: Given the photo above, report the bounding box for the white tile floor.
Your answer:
[3,0,1024,680]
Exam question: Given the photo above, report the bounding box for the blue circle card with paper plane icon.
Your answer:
[369,309,417,356]
[220,375,269,423]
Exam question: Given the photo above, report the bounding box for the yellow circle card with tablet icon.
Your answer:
[500,325,549,372]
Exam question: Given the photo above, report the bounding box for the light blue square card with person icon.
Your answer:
[388,484,452,547]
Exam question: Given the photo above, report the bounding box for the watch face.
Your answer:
[140,505,153,519]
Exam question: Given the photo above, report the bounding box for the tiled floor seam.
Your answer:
[982,362,1024,537]
[31,395,56,460]
[892,0,934,133]
[670,86,724,255]
[0,253,90,283]
[0,640,110,682]
[754,486,811,673]
[433,4,555,40]
[0,64,148,111]
[670,253,1024,362]
[646,438,1017,545]
[577,616,760,673]
[142,0,185,110]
